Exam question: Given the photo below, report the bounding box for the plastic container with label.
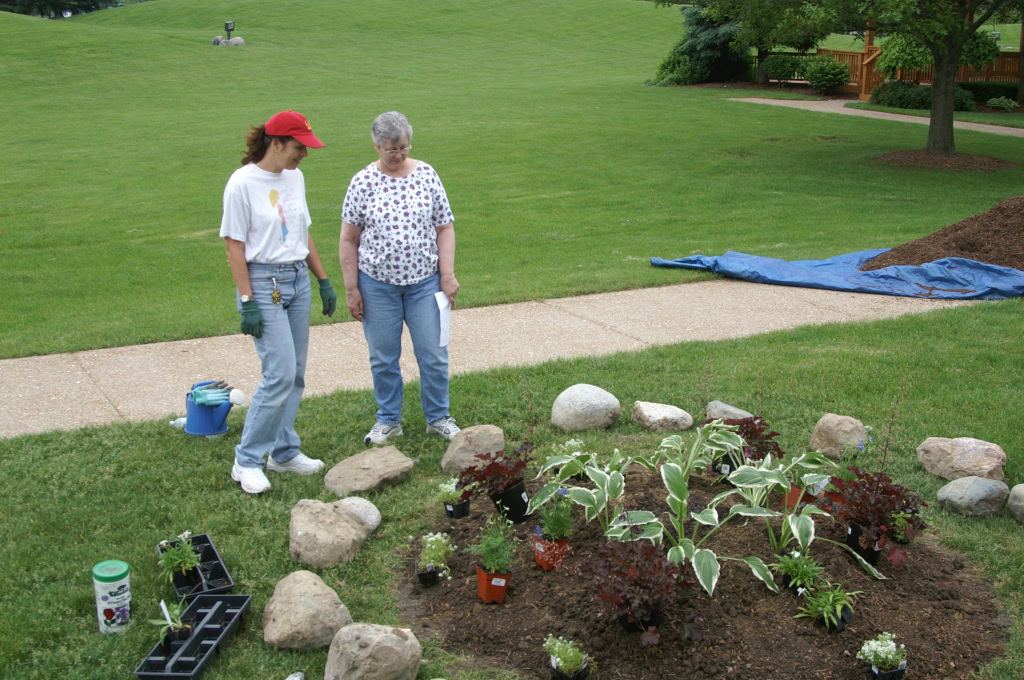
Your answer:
[93,560,132,633]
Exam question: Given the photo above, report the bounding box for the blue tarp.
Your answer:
[650,249,1024,300]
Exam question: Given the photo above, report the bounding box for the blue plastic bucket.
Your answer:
[184,380,231,436]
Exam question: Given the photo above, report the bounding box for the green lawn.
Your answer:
[2,1,1024,358]
[1,299,1023,680]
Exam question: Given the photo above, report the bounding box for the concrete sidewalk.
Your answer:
[0,280,973,439]
[730,97,1024,138]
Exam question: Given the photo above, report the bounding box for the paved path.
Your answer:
[731,97,1024,137]
[0,280,973,439]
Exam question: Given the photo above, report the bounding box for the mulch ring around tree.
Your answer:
[860,195,1024,272]
[874,150,1016,173]
[396,468,1009,680]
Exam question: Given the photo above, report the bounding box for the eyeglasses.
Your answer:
[380,146,411,157]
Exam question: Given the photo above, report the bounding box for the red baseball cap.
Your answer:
[265,110,324,148]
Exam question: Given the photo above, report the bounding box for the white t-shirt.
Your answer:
[220,164,312,263]
[341,161,454,286]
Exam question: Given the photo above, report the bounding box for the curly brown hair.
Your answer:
[241,125,293,165]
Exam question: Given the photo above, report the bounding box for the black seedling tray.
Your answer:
[134,594,251,679]
[157,533,234,601]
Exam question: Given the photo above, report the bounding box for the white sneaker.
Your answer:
[426,416,461,440]
[267,452,325,475]
[231,462,271,494]
[365,422,403,445]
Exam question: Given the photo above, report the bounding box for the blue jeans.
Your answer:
[359,270,450,425]
[234,261,311,468]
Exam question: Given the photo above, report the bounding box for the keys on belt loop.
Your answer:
[271,277,282,304]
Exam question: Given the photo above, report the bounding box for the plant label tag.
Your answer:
[521,492,529,503]
[847,526,853,535]
[721,464,731,474]
[491,577,506,587]
[536,544,546,554]
[445,504,454,511]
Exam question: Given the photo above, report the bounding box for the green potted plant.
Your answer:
[857,631,908,679]
[543,634,593,680]
[532,490,573,570]
[771,551,825,596]
[147,598,193,652]
[416,532,455,586]
[157,530,201,587]
[795,581,862,633]
[435,477,473,519]
[466,514,520,603]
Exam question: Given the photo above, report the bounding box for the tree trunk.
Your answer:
[926,48,959,155]
[756,47,769,84]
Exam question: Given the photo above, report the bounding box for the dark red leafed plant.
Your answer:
[701,415,784,462]
[457,442,533,496]
[822,466,929,568]
[587,539,702,646]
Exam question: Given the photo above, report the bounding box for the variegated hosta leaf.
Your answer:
[659,435,683,455]
[800,473,830,488]
[536,455,574,477]
[526,482,561,514]
[680,538,696,561]
[739,556,779,594]
[667,545,686,566]
[692,549,721,597]
[633,522,665,543]
[608,470,625,499]
[762,468,790,489]
[661,463,688,503]
[567,488,598,522]
[691,507,719,526]
[709,488,738,507]
[729,505,781,518]
[610,510,658,527]
[667,494,687,520]
[585,466,609,488]
[728,466,770,487]
[789,514,815,552]
[605,526,630,541]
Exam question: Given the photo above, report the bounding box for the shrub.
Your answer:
[762,54,803,85]
[646,3,748,87]
[953,86,976,112]
[870,81,974,112]
[959,81,1017,102]
[986,96,1019,113]
[804,56,849,95]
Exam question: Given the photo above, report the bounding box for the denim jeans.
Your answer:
[359,270,450,425]
[234,261,311,468]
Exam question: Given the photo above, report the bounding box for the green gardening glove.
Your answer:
[193,388,229,406]
[240,299,263,338]
[318,278,337,317]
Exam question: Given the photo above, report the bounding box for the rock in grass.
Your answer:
[289,499,368,567]
[937,476,1009,517]
[705,400,753,421]
[632,401,693,432]
[263,570,352,650]
[917,437,1007,481]
[325,623,421,680]
[325,446,414,497]
[1005,484,1024,524]
[441,424,504,475]
[551,384,620,431]
[809,413,867,460]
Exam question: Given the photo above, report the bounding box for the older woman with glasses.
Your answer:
[339,111,461,445]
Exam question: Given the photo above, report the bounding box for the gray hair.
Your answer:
[371,111,413,146]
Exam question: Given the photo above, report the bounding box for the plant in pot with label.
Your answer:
[857,631,908,679]
[459,442,533,523]
[794,581,861,633]
[157,530,201,586]
[771,551,825,597]
[822,466,928,569]
[416,532,454,586]
[543,634,594,680]
[532,490,573,570]
[702,415,784,480]
[148,598,193,652]
[466,514,520,603]
[435,477,474,519]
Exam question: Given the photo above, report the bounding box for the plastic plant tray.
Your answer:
[157,533,234,601]
[133,594,251,679]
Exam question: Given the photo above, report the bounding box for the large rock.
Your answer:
[289,499,369,567]
[705,401,753,421]
[1007,484,1024,524]
[325,623,422,680]
[809,414,867,460]
[551,384,620,431]
[917,437,1006,481]
[937,476,1009,517]
[325,446,415,497]
[337,497,382,533]
[262,570,352,650]
[441,424,504,475]
[631,401,693,432]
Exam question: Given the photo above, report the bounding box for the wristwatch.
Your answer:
[240,295,251,303]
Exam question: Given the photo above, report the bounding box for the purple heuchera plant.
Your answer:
[458,442,533,496]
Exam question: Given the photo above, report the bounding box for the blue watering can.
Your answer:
[184,380,233,436]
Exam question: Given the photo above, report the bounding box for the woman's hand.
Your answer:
[441,273,459,308]
[346,287,364,321]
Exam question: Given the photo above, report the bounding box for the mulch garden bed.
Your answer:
[397,468,1009,679]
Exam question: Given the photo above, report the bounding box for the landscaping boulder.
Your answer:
[809,413,867,460]
[917,437,1006,481]
[227,36,245,46]
[937,476,1009,517]
[325,446,414,497]
[1007,484,1024,524]
[705,400,754,421]
[551,384,620,431]
[262,570,352,650]
[441,424,504,475]
[289,499,369,567]
[631,401,693,432]
[337,496,382,533]
[325,623,422,680]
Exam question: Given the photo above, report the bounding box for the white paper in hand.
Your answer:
[434,291,451,347]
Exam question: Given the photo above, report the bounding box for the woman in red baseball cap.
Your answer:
[219,110,335,494]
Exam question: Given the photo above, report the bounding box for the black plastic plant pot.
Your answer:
[489,482,530,523]
[416,562,440,587]
[550,660,590,680]
[871,662,907,679]
[781,575,809,598]
[134,594,251,679]
[617,609,663,633]
[821,604,853,634]
[443,499,471,519]
[157,534,234,601]
[845,523,882,567]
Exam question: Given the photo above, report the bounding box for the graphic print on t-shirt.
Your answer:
[269,189,289,243]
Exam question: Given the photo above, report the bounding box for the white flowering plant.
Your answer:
[856,631,907,672]
[434,477,474,505]
[417,532,455,578]
[543,634,590,674]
